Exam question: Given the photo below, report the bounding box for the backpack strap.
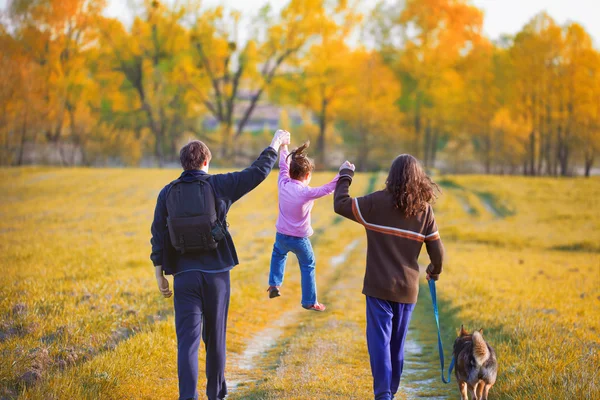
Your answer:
[165,178,182,199]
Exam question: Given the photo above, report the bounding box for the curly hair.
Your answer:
[385,154,440,217]
[180,140,212,171]
[287,141,315,180]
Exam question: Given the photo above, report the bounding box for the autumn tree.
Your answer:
[187,0,327,158]
[561,23,599,176]
[273,0,361,167]
[372,0,483,167]
[337,49,403,171]
[96,0,196,166]
[6,0,106,164]
[458,38,499,173]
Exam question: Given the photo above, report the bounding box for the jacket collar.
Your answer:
[179,169,207,182]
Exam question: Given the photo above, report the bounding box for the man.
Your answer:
[150,129,290,400]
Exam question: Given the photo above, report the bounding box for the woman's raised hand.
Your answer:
[340,160,355,172]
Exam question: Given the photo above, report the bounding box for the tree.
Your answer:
[562,23,599,176]
[188,0,326,158]
[97,0,194,166]
[337,49,403,171]
[7,0,106,164]
[372,0,483,167]
[277,0,361,167]
[458,38,499,173]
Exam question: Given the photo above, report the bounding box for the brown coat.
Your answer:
[333,169,444,303]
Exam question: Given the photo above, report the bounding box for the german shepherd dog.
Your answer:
[454,325,498,400]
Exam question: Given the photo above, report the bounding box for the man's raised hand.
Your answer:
[270,129,291,150]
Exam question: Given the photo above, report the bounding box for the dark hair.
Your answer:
[385,154,440,217]
[287,141,315,180]
[180,140,212,170]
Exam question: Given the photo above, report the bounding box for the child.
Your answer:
[267,141,341,311]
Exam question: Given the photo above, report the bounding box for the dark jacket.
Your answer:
[333,168,444,303]
[150,147,278,274]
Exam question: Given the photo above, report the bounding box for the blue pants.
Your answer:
[268,232,317,306]
[366,296,415,400]
[174,270,230,400]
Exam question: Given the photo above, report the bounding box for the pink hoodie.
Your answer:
[275,147,339,238]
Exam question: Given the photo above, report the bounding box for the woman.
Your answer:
[334,155,444,400]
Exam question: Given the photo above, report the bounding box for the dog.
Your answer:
[453,325,498,400]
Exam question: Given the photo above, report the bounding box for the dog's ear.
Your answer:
[479,328,484,335]
[460,324,468,336]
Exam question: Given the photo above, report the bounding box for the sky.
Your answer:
[100,0,599,46]
[0,0,598,45]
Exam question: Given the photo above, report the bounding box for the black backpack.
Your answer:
[165,176,224,254]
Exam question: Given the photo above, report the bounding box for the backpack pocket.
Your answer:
[167,215,218,253]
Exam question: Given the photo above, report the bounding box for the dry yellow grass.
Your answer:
[0,168,598,399]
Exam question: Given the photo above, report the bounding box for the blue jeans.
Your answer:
[366,296,415,400]
[269,232,318,306]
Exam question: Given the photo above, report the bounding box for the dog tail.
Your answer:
[472,331,490,365]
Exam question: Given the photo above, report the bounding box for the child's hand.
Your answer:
[280,130,291,146]
[271,129,290,149]
[340,160,355,171]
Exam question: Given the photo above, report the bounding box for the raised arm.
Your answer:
[279,145,291,183]
[212,130,290,204]
[333,161,358,222]
[304,174,340,199]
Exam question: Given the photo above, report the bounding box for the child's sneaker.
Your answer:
[302,303,326,312]
[267,286,281,298]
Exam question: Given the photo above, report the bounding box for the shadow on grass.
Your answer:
[474,191,515,218]
[437,178,464,190]
[550,242,600,253]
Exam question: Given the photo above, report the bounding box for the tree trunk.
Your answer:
[317,98,328,168]
[559,136,569,177]
[423,119,431,167]
[154,130,164,167]
[584,150,594,177]
[484,127,492,174]
[529,131,536,176]
[413,98,421,158]
[357,130,370,172]
[537,130,544,176]
[141,102,164,167]
[430,128,439,169]
[17,108,28,166]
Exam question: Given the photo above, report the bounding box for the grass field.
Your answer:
[0,167,598,399]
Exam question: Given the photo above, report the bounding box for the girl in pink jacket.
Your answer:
[266,141,341,311]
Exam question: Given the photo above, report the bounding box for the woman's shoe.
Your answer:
[302,303,326,312]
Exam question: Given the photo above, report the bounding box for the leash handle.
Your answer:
[428,279,455,384]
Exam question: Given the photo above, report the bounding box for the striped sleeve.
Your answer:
[424,205,440,242]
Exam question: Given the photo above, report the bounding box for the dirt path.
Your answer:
[227,246,459,398]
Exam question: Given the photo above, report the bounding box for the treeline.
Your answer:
[0,0,598,175]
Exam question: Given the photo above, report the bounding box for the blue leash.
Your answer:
[428,279,455,384]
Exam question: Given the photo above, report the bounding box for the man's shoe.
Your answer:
[267,286,281,298]
[302,303,326,312]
